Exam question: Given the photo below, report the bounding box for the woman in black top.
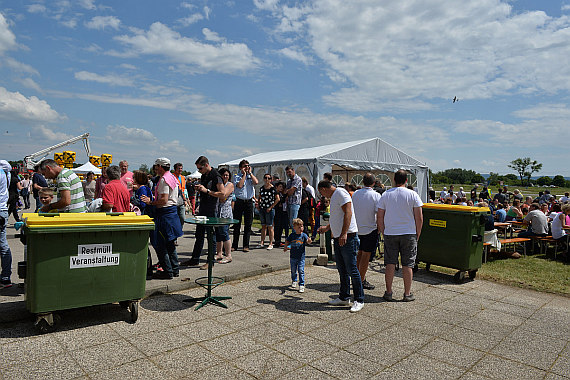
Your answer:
[256,174,280,250]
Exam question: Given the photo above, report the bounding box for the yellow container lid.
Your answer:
[422,203,490,213]
[24,212,154,228]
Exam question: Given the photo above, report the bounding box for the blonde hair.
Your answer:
[292,218,304,227]
[38,187,54,197]
[562,204,570,214]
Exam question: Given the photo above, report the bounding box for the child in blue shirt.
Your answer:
[284,218,312,293]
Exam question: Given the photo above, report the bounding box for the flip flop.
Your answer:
[218,258,232,264]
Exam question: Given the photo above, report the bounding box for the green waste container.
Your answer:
[417,204,490,282]
[22,212,155,332]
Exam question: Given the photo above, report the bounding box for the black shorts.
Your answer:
[358,230,379,253]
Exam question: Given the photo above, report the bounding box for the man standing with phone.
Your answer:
[232,159,258,252]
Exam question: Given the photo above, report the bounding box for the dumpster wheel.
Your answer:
[35,313,59,334]
[468,270,477,279]
[425,263,431,272]
[129,301,139,323]
[453,271,466,283]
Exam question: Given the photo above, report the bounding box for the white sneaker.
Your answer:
[328,297,352,306]
[299,285,305,293]
[266,244,273,250]
[291,281,298,289]
[257,243,265,248]
[350,301,364,313]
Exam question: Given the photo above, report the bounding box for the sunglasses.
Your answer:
[264,176,271,180]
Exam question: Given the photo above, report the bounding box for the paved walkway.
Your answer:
[1,222,569,379]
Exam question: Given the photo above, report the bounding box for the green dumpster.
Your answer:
[417,204,490,282]
[22,212,155,332]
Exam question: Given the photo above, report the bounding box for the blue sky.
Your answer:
[1,0,570,176]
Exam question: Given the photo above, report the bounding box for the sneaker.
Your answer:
[403,293,415,302]
[291,281,298,289]
[181,258,199,266]
[350,301,364,313]
[328,297,352,306]
[0,279,12,289]
[362,280,375,290]
[256,243,265,249]
[243,247,250,252]
[299,285,305,293]
[267,244,273,250]
[383,291,393,302]
[153,271,173,280]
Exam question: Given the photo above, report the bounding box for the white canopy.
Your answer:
[220,138,430,201]
[188,170,202,179]
[72,162,102,175]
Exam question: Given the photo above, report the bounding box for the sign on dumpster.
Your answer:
[70,243,120,268]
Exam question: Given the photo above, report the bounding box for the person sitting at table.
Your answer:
[445,190,457,203]
[524,196,533,209]
[518,203,548,239]
[551,204,570,253]
[443,198,453,205]
[559,192,570,204]
[493,188,507,205]
[495,203,507,222]
[513,189,523,202]
[540,202,550,215]
[506,199,523,221]
[466,200,474,206]
[439,187,447,201]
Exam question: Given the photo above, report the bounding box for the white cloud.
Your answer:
[119,63,137,70]
[253,0,279,11]
[85,16,121,30]
[0,13,17,54]
[60,19,77,28]
[19,78,42,92]
[277,47,312,65]
[79,0,97,10]
[203,6,211,19]
[33,125,72,141]
[106,125,157,145]
[453,159,461,165]
[114,22,259,74]
[160,140,188,154]
[178,13,204,27]
[0,87,62,123]
[181,2,196,10]
[74,71,133,87]
[2,57,39,75]
[27,4,47,14]
[202,28,224,42]
[260,0,570,111]
[562,5,570,11]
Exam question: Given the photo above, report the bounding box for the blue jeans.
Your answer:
[333,235,364,303]
[290,255,305,286]
[0,210,12,281]
[287,203,300,229]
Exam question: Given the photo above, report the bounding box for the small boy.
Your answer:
[38,188,55,212]
[284,218,312,292]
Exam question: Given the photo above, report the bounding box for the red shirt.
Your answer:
[102,180,131,212]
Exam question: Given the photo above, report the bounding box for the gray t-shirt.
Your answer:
[524,209,548,235]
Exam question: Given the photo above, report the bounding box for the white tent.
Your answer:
[72,162,102,175]
[220,138,430,201]
[188,170,202,179]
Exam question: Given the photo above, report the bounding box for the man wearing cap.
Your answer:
[0,160,13,288]
[140,158,183,279]
[39,159,87,213]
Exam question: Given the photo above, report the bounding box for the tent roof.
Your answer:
[72,162,102,175]
[221,138,427,168]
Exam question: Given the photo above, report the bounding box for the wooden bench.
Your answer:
[483,243,491,263]
[499,238,531,257]
[538,236,565,259]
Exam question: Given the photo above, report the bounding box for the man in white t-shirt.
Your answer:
[317,180,364,313]
[378,169,423,302]
[352,173,382,290]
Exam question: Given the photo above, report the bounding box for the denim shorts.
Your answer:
[383,234,417,268]
[215,225,230,242]
[259,208,275,226]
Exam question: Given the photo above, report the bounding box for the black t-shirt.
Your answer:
[32,172,47,198]
[494,193,507,204]
[199,168,222,216]
[259,186,276,210]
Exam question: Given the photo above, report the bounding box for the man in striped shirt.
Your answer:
[39,159,86,213]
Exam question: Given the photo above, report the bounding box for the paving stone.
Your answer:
[458,315,518,340]
[472,354,546,380]
[241,320,302,346]
[305,319,368,348]
[414,286,463,306]
[107,312,165,338]
[195,361,256,380]
[273,335,338,364]
[70,339,145,375]
[124,328,195,356]
[442,325,503,352]
[272,311,330,333]
[310,349,385,379]
[234,347,304,379]
[458,371,494,379]
[379,353,464,380]
[419,338,485,369]
[519,315,570,341]
[544,374,570,380]
[550,354,570,378]
[373,325,433,351]
[149,344,219,377]
[344,336,411,367]
[275,364,336,379]
[88,358,169,380]
[438,294,496,316]
[0,352,85,380]
[54,324,122,351]
[485,300,538,319]
[198,331,265,360]
[0,333,66,366]
[491,328,566,370]
[179,317,239,342]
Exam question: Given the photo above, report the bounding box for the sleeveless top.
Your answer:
[216,182,233,219]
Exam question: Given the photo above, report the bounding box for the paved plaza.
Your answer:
[0,223,569,379]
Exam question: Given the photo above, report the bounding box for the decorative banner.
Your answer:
[70,243,119,269]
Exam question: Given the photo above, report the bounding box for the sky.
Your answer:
[1,0,570,176]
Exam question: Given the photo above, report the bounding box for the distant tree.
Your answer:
[552,175,566,187]
[508,157,542,186]
[138,164,150,173]
[471,174,485,184]
[503,174,518,184]
[536,176,551,186]
[488,172,500,186]
[565,180,570,188]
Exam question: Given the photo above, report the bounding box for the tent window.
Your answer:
[332,175,345,186]
[351,174,363,186]
[407,173,417,187]
[376,174,392,188]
